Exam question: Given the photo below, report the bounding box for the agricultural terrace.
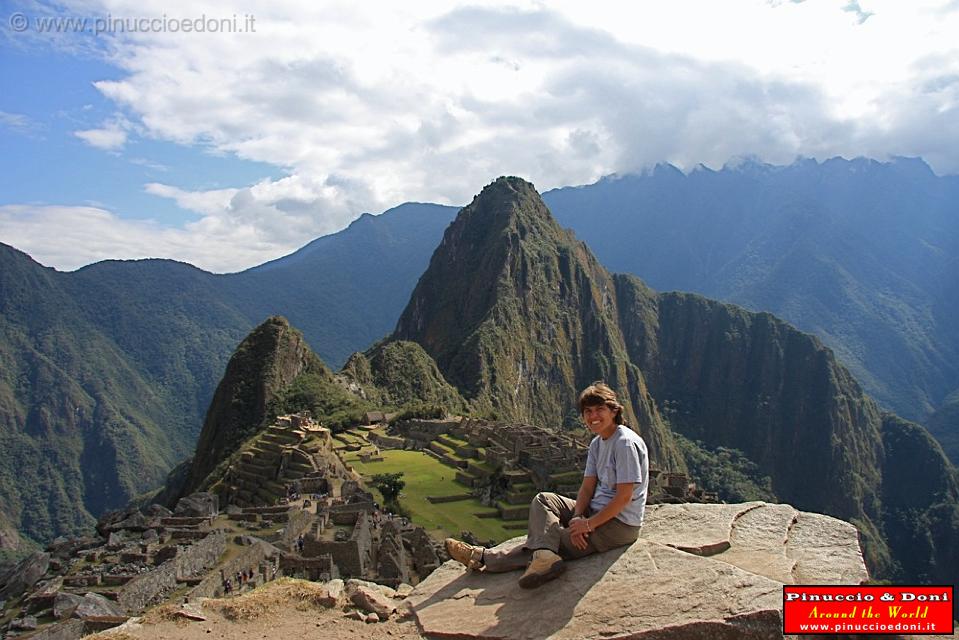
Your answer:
[341,449,517,544]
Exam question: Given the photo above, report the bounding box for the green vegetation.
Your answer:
[345,450,512,543]
[342,341,466,415]
[274,369,370,432]
[0,203,454,544]
[391,402,448,421]
[925,388,959,465]
[371,472,406,510]
[674,434,776,503]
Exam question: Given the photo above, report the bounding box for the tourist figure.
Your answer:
[445,382,648,588]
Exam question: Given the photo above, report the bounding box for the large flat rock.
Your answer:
[408,502,868,639]
[409,539,783,640]
[642,502,868,585]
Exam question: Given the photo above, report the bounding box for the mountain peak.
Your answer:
[392,176,574,368]
[455,176,552,236]
[180,315,324,497]
[391,179,683,468]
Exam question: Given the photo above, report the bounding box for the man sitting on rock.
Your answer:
[446,382,649,588]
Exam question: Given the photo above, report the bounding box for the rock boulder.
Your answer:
[0,552,50,600]
[174,492,218,518]
[407,502,868,639]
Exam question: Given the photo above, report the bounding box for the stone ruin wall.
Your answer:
[276,509,315,550]
[375,520,410,587]
[279,554,338,582]
[405,527,441,579]
[116,531,227,612]
[305,512,373,578]
[188,539,279,599]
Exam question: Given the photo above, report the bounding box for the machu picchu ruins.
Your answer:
[1,410,719,639]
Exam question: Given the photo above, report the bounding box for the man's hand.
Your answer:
[568,516,591,550]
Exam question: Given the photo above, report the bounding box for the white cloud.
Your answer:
[0,170,378,272]
[73,117,130,150]
[0,111,37,134]
[7,0,959,270]
[0,201,326,272]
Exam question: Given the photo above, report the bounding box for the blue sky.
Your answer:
[0,44,281,225]
[1,0,957,272]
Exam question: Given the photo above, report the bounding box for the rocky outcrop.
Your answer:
[0,551,49,600]
[341,340,466,413]
[392,177,682,470]
[407,502,866,639]
[180,317,324,497]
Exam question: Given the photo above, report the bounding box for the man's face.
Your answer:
[582,402,616,437]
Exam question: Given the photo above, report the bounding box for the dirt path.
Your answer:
[93,606,423,640]
[88,580,424,640]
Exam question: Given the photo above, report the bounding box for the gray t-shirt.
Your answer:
[584,425,649,527]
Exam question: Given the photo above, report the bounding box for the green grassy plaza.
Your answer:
[342,449,517,544]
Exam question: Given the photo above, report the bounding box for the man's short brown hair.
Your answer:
[578,382,624,424]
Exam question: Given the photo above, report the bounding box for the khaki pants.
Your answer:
[483,492,640,573]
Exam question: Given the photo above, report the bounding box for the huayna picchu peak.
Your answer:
[393,176,681,470]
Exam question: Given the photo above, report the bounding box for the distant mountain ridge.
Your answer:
[3,156,958,549]
[544,156,959,425]
[0,202,455,545]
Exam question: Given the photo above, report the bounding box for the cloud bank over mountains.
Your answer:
[4,0,959,271]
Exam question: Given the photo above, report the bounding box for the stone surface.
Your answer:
[144,504,173,518]
[75,592,125,618]
[45,536,101,559]
[0,551,50,600]
[176,603,207,621]
[112,511,150,532]
[407,502,868,639]
[409,540,783,640]
[10,615,38,630]
[346,578,396,599]
[642,502,869,585]
[97,508,137,537]
[642,502,758,555]
[23,618,85,640]
[785,511,870,584]
[53,592,84,619]
[175,492,218,518]
[321,579,345,607]
[25,576,64,607]
[106,532,125,549]
[347,580,397,621]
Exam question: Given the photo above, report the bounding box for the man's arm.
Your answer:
[567,482,635,542]
[573,475,597,517]
[586,482,634,529]
[568,476,597,550]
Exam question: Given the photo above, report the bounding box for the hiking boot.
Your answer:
[445,538,485,571]
[518,549,565,589]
